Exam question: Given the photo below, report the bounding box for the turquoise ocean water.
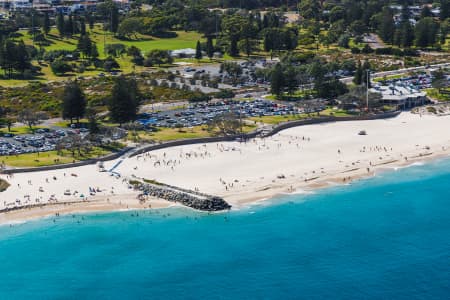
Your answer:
[0,159,449,299]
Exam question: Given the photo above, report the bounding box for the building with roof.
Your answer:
[371,84,427,109]
[170,48,196,58]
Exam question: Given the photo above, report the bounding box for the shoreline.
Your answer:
[219,150,450,209]
[1,112,450,225]
[0,194,177,225]
[1,149,448,226]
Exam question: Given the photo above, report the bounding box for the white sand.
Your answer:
[1,112,450,221]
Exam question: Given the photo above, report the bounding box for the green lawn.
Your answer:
[249,114,309,125]
[129,124,256,142]
[129,126,212,142]
[320,108,353,117]
[266,89,315,100]
[425,88,450,102]
[0,27,205,86]
[0,126,48,135]
[0,147,113,167]
[20,26,205,55]
[249,109,352,125]
[373,74,407,82]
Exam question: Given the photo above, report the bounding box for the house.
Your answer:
[371,84,427,109]
[170,48,196,58]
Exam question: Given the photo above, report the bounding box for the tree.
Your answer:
[18,109,46,130]
[90,43,99,60]
[105,43,126,57]
[97,0,119,33]
[127,45,143,65]
[77,34,93,59]
[393,3,415,48]
[43,12,50,35]
[144,49,173,67]
[353,61,363,85]
[339,86,383,111]
[85,107,100,134]
[271,63,284,98]
[50,58,72,75]
[103,56,120,71]
[13,40,31,75]
[87,13,95,30]
[0,40,15,78]
[1,116,15,132]
[62,81,86,124]
[57,134,90,157]
[0,39,32,77]
[299,0,321,21]
[208,112,240,136]
[337,34,350,48]
[396,21,414,48]
[431,69,449,92]
[377,7,395,43]
[263,28,278,58]
[108,76,140,125]
[206,36,214,59]
[263,27,297,59]
[441,0,450,20]
[329,6,346,23]
[440,19,449,45]
[79,17,86,36]
[64,15,74,37]
[117,17,143,39]
[221,62,242,85]
[238,17,259,57]
[238,39,258,58]
[216,89,235,99]
[349,20,366,36]
[415,17,439,48]
[361,60,371,88]
[195,40,202,60]
[421,6,432,18]
[56,12,64,37]
[221,14,246,56]
[34,31,46,49]
[284,66,298,95]
[127,45,140,57]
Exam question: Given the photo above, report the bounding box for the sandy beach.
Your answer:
[1,112,450,223]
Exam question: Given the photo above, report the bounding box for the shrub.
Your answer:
[50,59,72,75]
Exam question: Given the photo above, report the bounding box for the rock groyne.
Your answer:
[135,181,231,212]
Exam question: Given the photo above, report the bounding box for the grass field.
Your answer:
[320,108,353,117]
[373,74,407,82]
[20,26,204,56]
[0,27,205,86]
[128,124,256,142]
[249,114,309,125]
[249,108,352,125]
[131,126,212,142]
[425,88,450,102]
[0,146,113,167]
[0,126,48,135]
[265,89,315,100]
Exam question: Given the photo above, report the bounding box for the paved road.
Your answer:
[363,33,386,49]
[340,62,450,84]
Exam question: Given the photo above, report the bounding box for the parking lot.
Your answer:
[0,128,88,156]
[375,73,434,89]
[137,99,300,128]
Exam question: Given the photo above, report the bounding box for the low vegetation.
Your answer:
[425,88,450,102]
[0,179,10,192]
[0,146,113,167]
